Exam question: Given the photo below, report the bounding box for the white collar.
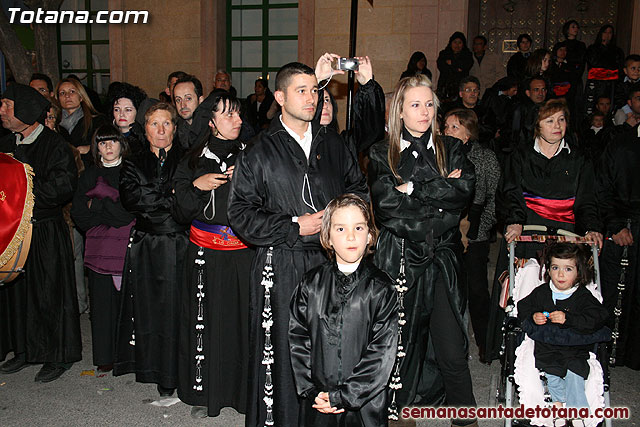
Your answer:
[280,116,313,159]
[280,116,312,144]
[201,146,228,172]
[400,132,434,152]
[337,261,360,274]
[533,137,570,157]
[549,282,578,295]
[16,124,44,145]
[102,157,122,168]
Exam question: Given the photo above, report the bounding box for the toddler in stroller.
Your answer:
[515,242,611,427]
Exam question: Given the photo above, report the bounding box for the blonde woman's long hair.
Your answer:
[55,78,100,139]
[387,74,447,182]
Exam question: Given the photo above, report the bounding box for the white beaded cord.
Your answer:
[193,247,206,391]
[261,247,275,426]
[388,238,408,420]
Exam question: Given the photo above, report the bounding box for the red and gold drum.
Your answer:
[0,153,34,284]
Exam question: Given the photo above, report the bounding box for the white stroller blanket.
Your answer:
[511,259,606,427]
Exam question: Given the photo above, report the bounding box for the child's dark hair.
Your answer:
[91,124,129,166]
[320,194,378,259]
[541,242,594,288]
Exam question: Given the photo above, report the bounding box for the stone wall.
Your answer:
[110,0,203,99]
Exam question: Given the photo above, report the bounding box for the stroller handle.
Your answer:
[506,225,601,309]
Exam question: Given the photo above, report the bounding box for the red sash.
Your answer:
[189,221,248,251]
[552,82,571,97]
[587,67,619,81]
[523,193,575,224]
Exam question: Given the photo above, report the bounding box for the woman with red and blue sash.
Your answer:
[485,99,603,361]
[584,25,625,117]
[173,91,253,419]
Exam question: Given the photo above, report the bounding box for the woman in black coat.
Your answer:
[108,82,147,155]
[400,51,433,81]
[436,32,474,101]
[56,77,108,167]
[246,78,275,133]
[369,74,477,426]
[173,92,254,418]
[114,103,188,397]
[585,24,625,116]
[316,55,386,155]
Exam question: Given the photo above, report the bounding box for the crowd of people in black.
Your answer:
[0,19,638,427]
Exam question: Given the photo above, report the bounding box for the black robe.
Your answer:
[173,135,253,415]
[584,43,625,115]
[517,284,609,379]
[368,135,475,407]
[338,79,386,154]
[507,52,530,82]
[114,144,189,388]
[227,117,369,427]
[289,259,398,427]
[436,48,474,101]
[0,127,82,364]
[595,124,640,369]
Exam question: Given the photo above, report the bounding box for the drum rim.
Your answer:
[0,153,35,267]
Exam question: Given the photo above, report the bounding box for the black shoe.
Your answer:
[97,364,113,373]
[1,354,28,374]
[34,363,68,383]
[157,384,175,397]
[190,406,208,419]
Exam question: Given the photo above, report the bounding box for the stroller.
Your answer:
[491,225,612,427]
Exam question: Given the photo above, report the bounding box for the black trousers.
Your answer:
[429,271,477,407]
[404,267,476,409]
[463,240,491,353]
[88,270,121,366]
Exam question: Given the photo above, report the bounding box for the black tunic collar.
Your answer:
[332,257,374,294]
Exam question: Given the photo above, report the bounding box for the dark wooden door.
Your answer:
[473,0,619,67]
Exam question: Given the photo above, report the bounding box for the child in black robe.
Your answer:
[289,194,398,427]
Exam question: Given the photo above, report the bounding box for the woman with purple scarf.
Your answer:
[71,124,135,372]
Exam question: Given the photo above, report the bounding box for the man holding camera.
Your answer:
[228,58,368,427]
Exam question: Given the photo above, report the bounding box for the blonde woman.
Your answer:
[55,77,107,166]
[368,74,478,426]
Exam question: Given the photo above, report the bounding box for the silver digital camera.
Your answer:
[337,57,359,71]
